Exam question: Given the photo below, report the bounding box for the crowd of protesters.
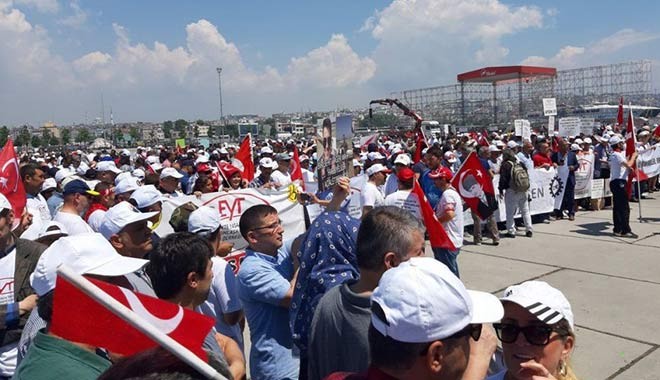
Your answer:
[3,120,658,379]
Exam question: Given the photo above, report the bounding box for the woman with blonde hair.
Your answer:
[488,281,578,380]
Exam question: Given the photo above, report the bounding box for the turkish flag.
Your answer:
[624,107,638,198]
[616,96,624,129]
[233,134,255,181]
[451,152,498,220]
[50,275,214,361]
[0,139,26,216]
[411,180,456,250]
[412,128,427,164]
[216,161,240,185]
[477,130,490,147]
[290,146,305,191]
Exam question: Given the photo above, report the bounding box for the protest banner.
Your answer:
[636,144,660,178]
[543,98,557,116]
[316,117,352,191]
[580,118,595,136]
[591,178,605,199]
[575,153,594,199]
[155,188,306,274]
[558,117,581,137]
[548,115,555,132]
[514,119,529,136]
[175,138,186,149]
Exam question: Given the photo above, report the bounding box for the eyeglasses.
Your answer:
[251,220,282,233]
[493,323,567,346]
[419,324,482,356]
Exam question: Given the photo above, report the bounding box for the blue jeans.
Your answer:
[432,248,461,278]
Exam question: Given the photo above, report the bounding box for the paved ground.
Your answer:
[459,197,660,380]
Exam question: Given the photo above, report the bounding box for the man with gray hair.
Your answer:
[307,206,425,380]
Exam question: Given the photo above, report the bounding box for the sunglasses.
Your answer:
[493,323,566,346]
[419,324,482,356]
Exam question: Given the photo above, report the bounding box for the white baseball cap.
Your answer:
[507,140,519,149]
[352,159,363,167]
[260,146,273,155]
[188,206,221,236]
[0,193,11,212]
[609,135,623,145]
[443,151,457,163]
[114,172,132,186]
[146,155,160,165]
[96,161,122,174]
[98,201,158,240]
[371,257,503,343]
[500,280,574,329]
[41,178,56,192]
[160,167,183,180]
[583,137,592,144]
[115,177,141,195]
[259,157,278,169]
[132,168,146,180]
[574,138,583,145]
[54,169,72,183]
[30,233,148,296]
[36,221,68,241]
[367,152,385,161]
[129,185,162,209]
[366,163,391,177]
[393,154,411,166]
[488,145,501,152]
[570,143,580,151]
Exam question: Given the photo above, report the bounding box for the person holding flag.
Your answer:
[608,135,638,238]
[429,166,464,277]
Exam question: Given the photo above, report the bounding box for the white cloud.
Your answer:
[13,0,58,13]
[57,0,87,28]
[286,34,376,88]
[521,29,659,68]
[0,6,377,124]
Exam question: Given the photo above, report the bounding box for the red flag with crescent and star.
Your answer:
[290,146,305,191]
[450,152,498,220]
[233,134,255,181]
[0,139,26,216]
[50,275,214,361]
[411,179,456,250]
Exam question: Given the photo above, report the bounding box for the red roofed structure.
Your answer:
[456,65,557,124]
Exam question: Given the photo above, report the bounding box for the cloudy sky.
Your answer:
[1,0,659,126]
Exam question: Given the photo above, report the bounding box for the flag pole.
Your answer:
[56,266,227,380]
[630,104,643,222]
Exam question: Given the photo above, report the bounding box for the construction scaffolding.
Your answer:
[392,60,654,128]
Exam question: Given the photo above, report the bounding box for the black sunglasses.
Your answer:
[493,323,566,346]
[419,324,482,356]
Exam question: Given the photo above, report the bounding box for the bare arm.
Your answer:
[215,333,246,380]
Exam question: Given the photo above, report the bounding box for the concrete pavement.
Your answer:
[459,197,660,380]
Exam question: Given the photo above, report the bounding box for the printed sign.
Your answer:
[558,117,581,137]
[543,98,557,116]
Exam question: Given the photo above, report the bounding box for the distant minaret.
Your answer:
[101,93,105,125]
[110,107,114,126]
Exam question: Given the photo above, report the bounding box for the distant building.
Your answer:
[41,121,60,138]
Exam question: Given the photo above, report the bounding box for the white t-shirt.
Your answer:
[26,194,50,224]
[384,190,422,221]
[197,257,243,349]
[383,173,399,197]
[271,170,292,189]
[53,211,94,235]
[0,248,17,376]
[435,187,464,249]
[361,181,384,208]
[87,209,106,232]
[609,151,629,181]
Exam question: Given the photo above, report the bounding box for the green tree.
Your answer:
[0,126,9,146]
[129,127,140,142]
[174,119,188,138]
[76,128,91,143]
[195,119,205,126]
[31,135,41,148]
[61,129,71,145]
[49,134,59,146]
[113,129,124,144]
[359,113,400,130]
[42,129,53,146]
[16,126,31,147]
[226,124,238,138]
[163,120,173,139]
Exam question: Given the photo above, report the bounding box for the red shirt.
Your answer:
[324,367,399,380]
[532,152,552,168]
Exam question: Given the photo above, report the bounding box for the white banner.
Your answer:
[580,118,595,136]
[558,117,581,137]
[575,153,594,199]
[591,178,604,199]
[637,144,660,178]
[543,98,557,116]
[155,188,306,273]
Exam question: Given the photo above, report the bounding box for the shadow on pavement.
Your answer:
[570,221,612,237]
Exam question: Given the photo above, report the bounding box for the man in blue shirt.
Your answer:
[237,205,300,380]
[419,145,443,209]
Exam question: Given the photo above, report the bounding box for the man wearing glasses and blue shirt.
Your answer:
[237,179,351,380]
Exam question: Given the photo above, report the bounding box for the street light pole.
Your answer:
[216,67,224,143]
